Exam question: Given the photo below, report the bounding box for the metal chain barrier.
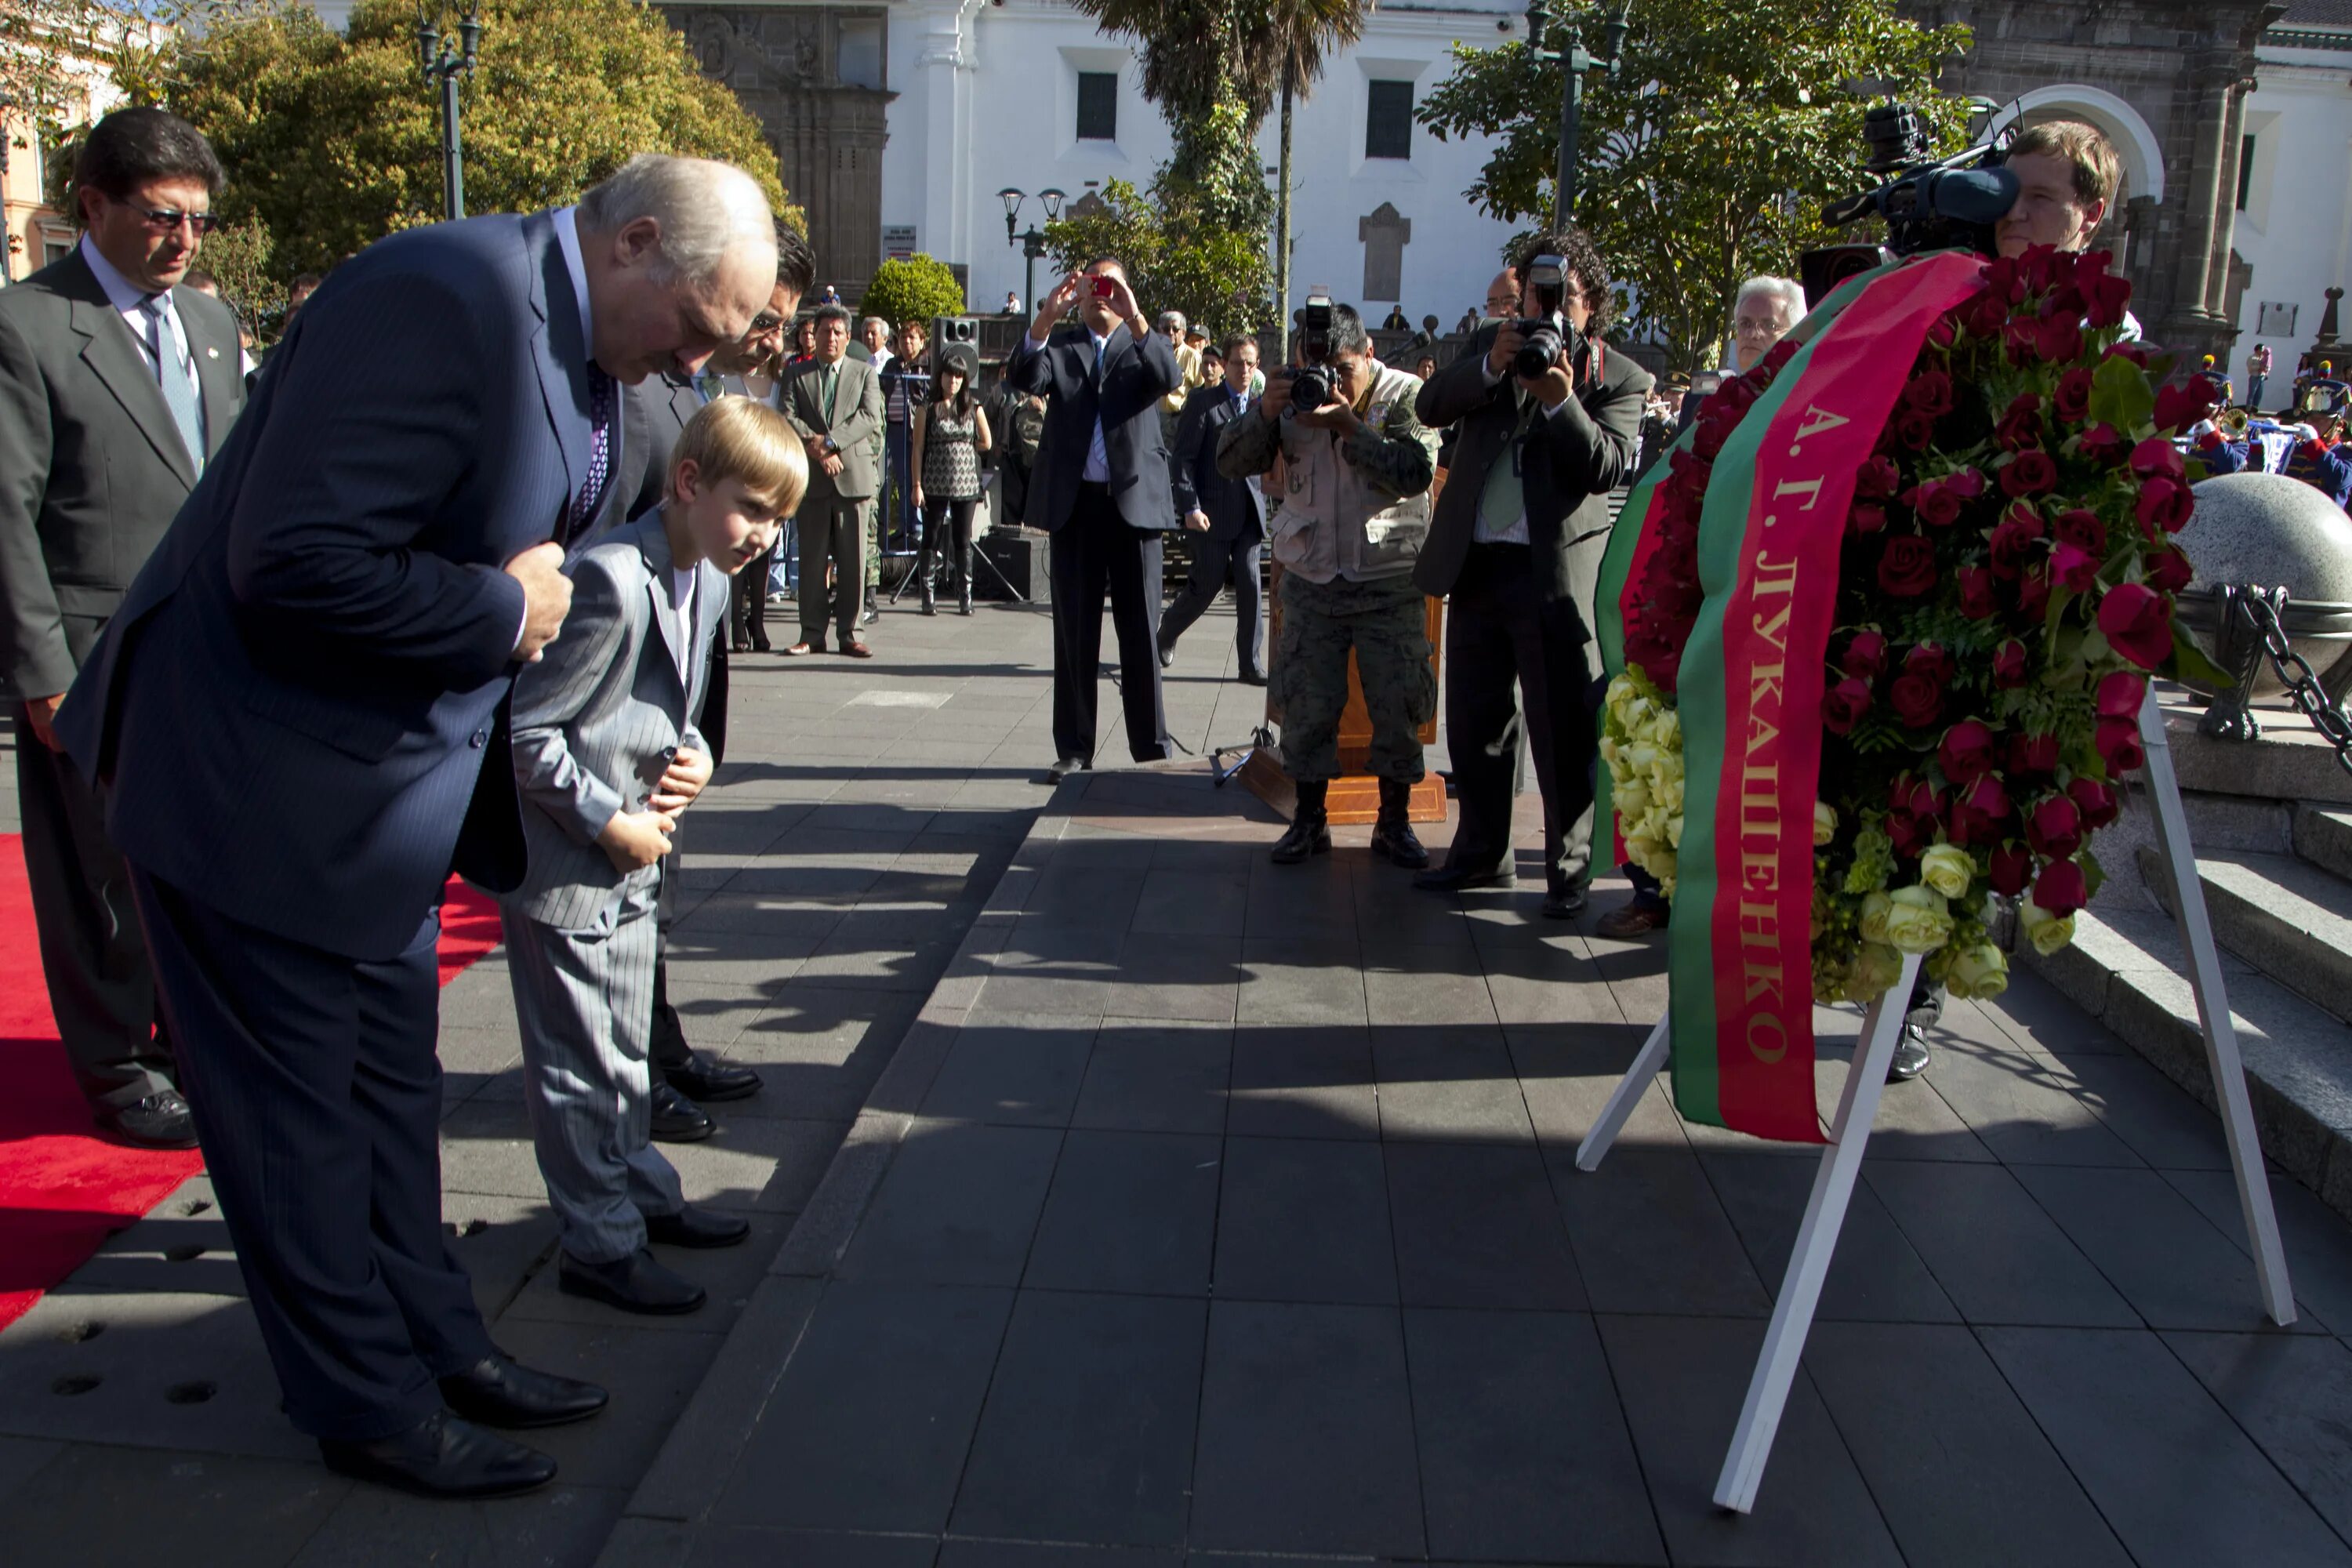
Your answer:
[2235,589,2352,782]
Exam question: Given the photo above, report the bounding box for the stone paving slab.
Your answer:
[607,763,2352,1568]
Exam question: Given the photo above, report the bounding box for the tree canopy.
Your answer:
[1041,167,1274,343]
[856,255,966,330]
[1416,0,1973,374]
[122,0,796,292]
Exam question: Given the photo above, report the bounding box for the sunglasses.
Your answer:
[746,312,786,336]
[116,200,219,236]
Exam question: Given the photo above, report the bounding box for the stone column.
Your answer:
[2162,63,2232,344]
[2205,78,2252,318]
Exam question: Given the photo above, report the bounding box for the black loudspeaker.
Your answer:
[932,315,981,383]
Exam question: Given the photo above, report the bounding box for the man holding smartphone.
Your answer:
[1012,261,1183,782]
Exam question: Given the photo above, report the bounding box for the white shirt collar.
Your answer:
[550,206,597,365]
[80,234,154,312]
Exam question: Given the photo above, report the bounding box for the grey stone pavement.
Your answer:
[8,583,2352,1566]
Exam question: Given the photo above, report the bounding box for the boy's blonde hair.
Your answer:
[669,395,808,517]
[2008,120,2123,223]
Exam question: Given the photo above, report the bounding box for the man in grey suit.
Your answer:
[1411,230,1652,920]
[0,109,245,1149]
[781,303,882,657]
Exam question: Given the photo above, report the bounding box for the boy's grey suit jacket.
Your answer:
[506,511,726,931]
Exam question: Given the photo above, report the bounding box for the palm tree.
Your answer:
[1234,0,1367,358]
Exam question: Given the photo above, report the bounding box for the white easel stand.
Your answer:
[1573,688,2295,1515]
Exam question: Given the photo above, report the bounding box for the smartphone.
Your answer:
[1091,277,1117,300]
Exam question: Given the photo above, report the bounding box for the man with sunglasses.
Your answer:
[0,107,245,1149]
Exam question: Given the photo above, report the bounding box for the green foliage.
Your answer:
[1160,96,1272,234]
[1041,176,1273,341]
[1416,0,1973,374]
[138,0,797,285]
[1066,0,1367,135]
[192,212,275,333]
[855,255,967,329]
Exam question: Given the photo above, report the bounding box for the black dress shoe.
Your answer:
[1239,669,1269,687]
[1269,814,1332,865]
[1370,819,1431,869]
[1156,640,1175,669]
[644,1203,753,1249]
[664,1051,761,1103]
[437,1352,608,1430]
[557,1248,706,1315]
[1541,886,1590,920]
[1413,862,1517,893]
[319,1410,557,1500]
[1043,756,1091,785]
[100,1090,198,1149]
[648,1080,714,1144]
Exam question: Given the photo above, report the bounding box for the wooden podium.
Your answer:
[1232,557,1449,825]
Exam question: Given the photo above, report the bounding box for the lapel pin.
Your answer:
[206,346,220,358]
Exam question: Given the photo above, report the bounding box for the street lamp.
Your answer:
[997,186,1065,317]
[1526,0,1630,225]
[417,5,482,221]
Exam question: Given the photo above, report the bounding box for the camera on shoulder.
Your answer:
[1290,288,1338,413]
[1509,254,1581,380]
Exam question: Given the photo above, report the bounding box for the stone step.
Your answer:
[2139,844,2352,1024]
[2158,698,2352,807]
[2021,906,2352,1220]
[2293,802,2352,883]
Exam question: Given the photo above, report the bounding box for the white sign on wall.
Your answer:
[881,225,916,263]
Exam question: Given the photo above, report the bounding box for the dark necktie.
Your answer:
[569,364,616,539]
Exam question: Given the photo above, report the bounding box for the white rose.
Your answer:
[1918,844,1973,902]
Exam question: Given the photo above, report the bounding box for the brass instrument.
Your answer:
[2219,408,2252,440]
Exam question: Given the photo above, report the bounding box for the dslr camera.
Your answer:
[1802,100,2018,301]
[1291,288,1338,413]
[1508,254,1580,379]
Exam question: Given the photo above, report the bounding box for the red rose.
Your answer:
[1988,842,2034,897]
[1992,637,2032,687]
[1905,370,1955,418]
[1848,503,1889,536]
[2040,284,2086,325]
[1714,375,1762,419]
[2035,314,2085,365]
[2051,541,2102,593]
[2027,794,2085,859]
[2022,245,2076,295]
[2097,583,2173,670]
[2004,318,2041,366]
[1886,776,1948,858]
[2153,380,2214,434]
[1692,415,1729,460]
[1903,481,1964,528]
[1905,642,1955,686]
[1926,314,1958,349]
[1989,503,2045,578]
[1889,672,1945,728]
[1961,288,2010,338]
[1984,255,2027,303]
[1856,454,1902,499]
[2103,343,2151,370]
[1823,677,1874,735]
[2147,549,2194,593]
[1879,535,1938,597]
[1997,394,2044,452]
[2053,509,2107,553]
[2015,566,2053,622]
[2081,267,2132,329]
[2096,714,2146,774]
[2001,449,2058,497]
[1760,338,1801,376]
[2053,368,2096,423]
[1894,408,1937,451]
[1949,773,2015,846]
[1842,630,1889,680]
[2096,670,2147,720]
[2035,858,2089,916]
[1939,719,1998,783]
[1944,467,1987,501]
[2136,475,2194,537]
[2068,776,2121,829]
[1957,566,1997,620]
[2078,424,2132,466]
[2009,731,2060,777]
[2131,438,2187,481]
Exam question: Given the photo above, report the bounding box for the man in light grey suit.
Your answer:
[781,303,882,656]
[0,108,245,1149]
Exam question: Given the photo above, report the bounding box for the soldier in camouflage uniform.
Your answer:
[1217,302,1439,866]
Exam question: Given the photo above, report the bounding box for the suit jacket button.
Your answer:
[470,730,488,748]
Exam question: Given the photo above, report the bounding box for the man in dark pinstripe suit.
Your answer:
[56,156,780,1499]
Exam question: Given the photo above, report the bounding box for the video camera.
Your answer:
[1800,101,2019,305]
[1508,254,1581,379]
[1291,289,1338,413]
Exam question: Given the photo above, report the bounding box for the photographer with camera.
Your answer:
[1411,232,1652,920]
[1217,296,1441,866]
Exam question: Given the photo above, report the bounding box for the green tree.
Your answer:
[1041,176,1272,341]
[191,212,274,333]
[1417,0,1973,374]
[137,0,798,290]
[855,254,966,329]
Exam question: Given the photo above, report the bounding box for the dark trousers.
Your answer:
[1049,482,1169,764]
[731,543,775,650]
[1441,541,1600,895]
[14,708,174,1112]
[128,868,493,1441]
[1158,532,1265,677]
[798,494,869,645]
[922,496,978,592]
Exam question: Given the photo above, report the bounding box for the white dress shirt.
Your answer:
[551,206,597,358]
[80,234,201,405]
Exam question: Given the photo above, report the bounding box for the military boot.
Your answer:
[1369,777,1430,869]
[1271,779,1332,865]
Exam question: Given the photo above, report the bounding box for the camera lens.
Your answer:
[1512,324,1563,381]
[1291,366,1332,412]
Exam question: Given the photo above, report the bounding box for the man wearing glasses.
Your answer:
[0,107,245,1149]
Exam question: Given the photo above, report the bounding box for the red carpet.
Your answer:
[0,834,503,1330]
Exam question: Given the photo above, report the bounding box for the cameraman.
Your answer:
[1217,301,1440,868]
[1411,231,1653,920]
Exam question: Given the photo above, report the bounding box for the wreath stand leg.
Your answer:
[1574,1012,1671,1172]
